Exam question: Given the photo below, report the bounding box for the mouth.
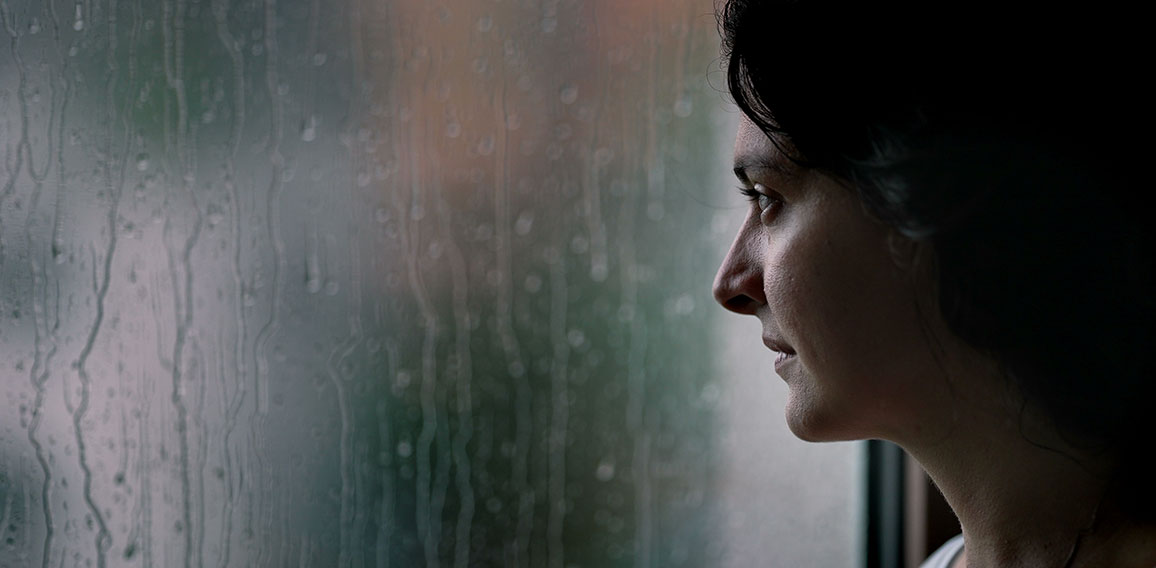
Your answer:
[762,335,797,369]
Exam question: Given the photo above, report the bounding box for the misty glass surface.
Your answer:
[0,1,861,566]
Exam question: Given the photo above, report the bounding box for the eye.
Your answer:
[738,183,783,221]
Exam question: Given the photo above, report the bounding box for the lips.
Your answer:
[763,335,797,370]
[762,335,796,356]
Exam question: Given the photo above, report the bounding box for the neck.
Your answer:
[901,379,1155,567]
[913,431,1103,566]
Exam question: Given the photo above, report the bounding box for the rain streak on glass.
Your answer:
[0,1,861,568]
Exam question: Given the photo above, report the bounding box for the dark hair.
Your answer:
[719,0,1154,511]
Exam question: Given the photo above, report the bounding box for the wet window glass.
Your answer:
[0,1,861,566]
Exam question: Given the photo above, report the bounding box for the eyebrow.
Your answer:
[732,154,794,184]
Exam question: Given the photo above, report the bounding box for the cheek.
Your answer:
[762,248,807,340]
[767,220,919,374]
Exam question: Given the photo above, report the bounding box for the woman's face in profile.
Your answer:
[714,117,953,443]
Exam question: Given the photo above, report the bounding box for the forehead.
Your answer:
[734,116,774,158]
[733,116,793,178]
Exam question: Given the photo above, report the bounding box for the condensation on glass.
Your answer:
[0,1,860,566]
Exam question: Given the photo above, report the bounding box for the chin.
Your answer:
[786,422,827,443]
[785,407,832,442]
[784,395,869,443]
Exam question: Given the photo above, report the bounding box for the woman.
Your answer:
[711,1,1155,567]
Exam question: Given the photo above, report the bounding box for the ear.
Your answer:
[886,230,925,271]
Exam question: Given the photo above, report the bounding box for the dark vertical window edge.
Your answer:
[866,439,906,568]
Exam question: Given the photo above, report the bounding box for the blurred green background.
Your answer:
[0,1,859,567]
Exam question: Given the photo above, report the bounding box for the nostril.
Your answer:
[713,266,764,315]
[722,294,758,315]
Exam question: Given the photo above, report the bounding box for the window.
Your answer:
[0,1,861,566]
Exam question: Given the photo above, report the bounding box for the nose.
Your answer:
[712,215,767,315]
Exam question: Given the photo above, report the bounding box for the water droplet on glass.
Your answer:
[486,269,502,286]
[567,329,586,348]
[396,371,412,388]
[673,94,694,118]
[514,211,534,235]
[301,116,317,142]
[554,123,573,140]
[594,147,614,166]
[506,113,521,130]
[559,84,578,104]
[591,261,608,282]
[477,135,495,156]
[700,383,721,405]
[595,460,615,481]
[375,163,392,180]
[570,235,589,254]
